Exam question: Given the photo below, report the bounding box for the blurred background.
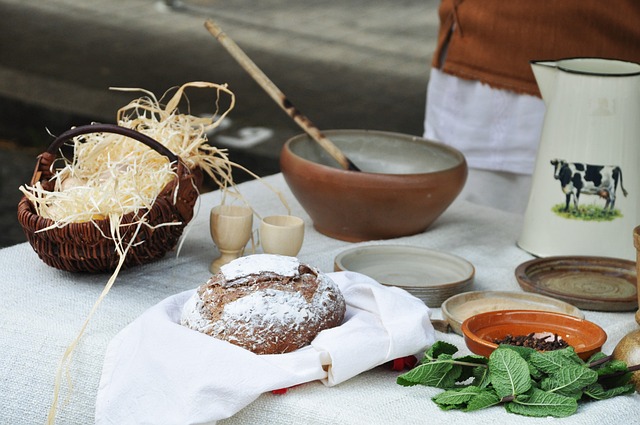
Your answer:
[0,0,439,247]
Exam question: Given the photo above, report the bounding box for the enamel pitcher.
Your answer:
[518,58,640,261]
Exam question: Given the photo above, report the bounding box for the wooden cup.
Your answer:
[260,215,305,257]
[210,205,253,274]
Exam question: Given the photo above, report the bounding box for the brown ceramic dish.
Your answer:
[461,309,607,361]
[279,130,467,242]
[515,256,637,312]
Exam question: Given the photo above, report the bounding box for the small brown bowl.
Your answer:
[461,309,607,360]
[280,130,467,242]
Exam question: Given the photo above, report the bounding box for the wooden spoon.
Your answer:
[204,19,361,172]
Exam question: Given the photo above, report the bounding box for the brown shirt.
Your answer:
[433,0,640,97]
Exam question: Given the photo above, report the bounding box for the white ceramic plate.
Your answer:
[333,245,474,307]
[441,290,585,335]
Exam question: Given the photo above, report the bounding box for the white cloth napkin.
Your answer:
[95,271,435,425]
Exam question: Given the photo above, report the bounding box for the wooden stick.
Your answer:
[204,19,360,171]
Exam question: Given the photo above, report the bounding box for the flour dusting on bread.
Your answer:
[181,254,346,354]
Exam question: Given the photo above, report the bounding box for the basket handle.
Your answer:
[47,123,179,163]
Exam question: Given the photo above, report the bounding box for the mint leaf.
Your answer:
[432,386,482,408]
[597,359,629,375]
[471,363,491,389]
[529,348,581,374]
[435,402,463,411]
[423,341,458,362]
[397,355,461,388]
[506,388,578,418]
[584,382,636,400]
[559,346,583,364]
[453,354,488,365]
[540,364,598,397]
[465,389,501,411]
[587,351,610,364]
[591,357,633,388]
[498,344,537,360]
[489,348,532,399]
[496,345,541,379]
[398,350,488,388]
[592,358,629,377]
[599,372,633,389]
[453,354,488,382]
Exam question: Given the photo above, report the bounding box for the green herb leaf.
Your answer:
[593,358,629,376]
[599,372,633,389]
[495,345,541,379]
[432,386,482,408]
[586,355,632,388]
[540,364,598,397]
[398,349,488,388]
[587,351,610,364]
[529,347,582,374]
[397,355,461,388]
[423,341,459,362]
[559,347,583,364]
[506,388,578,418]
[465,388,501,411]
[489,348,532,399]
[583,382,636,400]
[435,402,463,411]
[471,364,491,389]
[453,354,488,382]
[498,344,537,360]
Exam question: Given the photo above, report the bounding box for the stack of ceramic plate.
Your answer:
[334,244,475,307]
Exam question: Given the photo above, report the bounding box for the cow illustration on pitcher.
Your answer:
[550,159,628,218]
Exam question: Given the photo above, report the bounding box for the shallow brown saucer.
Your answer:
[515,256,637,312]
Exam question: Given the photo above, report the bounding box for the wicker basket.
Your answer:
[17,123,201,273]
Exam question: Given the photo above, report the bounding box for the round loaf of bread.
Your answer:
[180,254,346,354]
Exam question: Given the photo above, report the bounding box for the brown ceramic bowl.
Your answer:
[279,130,467,242]
[461,310,607,361]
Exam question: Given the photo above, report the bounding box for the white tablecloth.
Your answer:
[1,173,638,424]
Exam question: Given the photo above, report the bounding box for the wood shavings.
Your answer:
[20,82,239,227]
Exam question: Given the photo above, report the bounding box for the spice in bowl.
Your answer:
[494,332,569,351]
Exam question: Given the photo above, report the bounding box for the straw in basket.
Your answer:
[17,123,201,273]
